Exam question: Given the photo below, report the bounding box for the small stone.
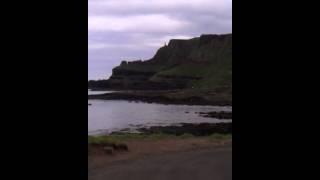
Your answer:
[103,146,114,155]
[115,143,129,151]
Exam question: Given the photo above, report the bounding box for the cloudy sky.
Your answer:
[88,0,232,80]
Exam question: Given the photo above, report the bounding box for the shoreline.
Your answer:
[88,132,232,156]
[89,122,232,137]
[88,136,232,179]
[88,89,232,168]
[89,121,232,177]
[88,90,232,106]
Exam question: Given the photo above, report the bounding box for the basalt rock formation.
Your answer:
[88,34,232,92]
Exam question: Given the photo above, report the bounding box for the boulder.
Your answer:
[103,146,114,155]
[114,143,129,151]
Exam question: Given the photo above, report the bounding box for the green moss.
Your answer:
[88,136,118,144]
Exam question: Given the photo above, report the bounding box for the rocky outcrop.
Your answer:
[88,90,231,106]
[198,111,232,119]
[89,34,232,91]
[138,123,232,136]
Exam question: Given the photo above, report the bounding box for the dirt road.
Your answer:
[88,145,232,180]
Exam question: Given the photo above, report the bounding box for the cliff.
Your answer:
[89,34,232,93]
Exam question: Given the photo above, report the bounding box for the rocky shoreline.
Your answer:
[88,90,232,106]
[198,111,232,119]
[89,123,231,157]
[109,122,232,136]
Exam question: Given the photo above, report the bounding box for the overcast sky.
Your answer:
[88,0,232,80]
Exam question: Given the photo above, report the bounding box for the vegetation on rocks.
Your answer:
[89,34,231,93]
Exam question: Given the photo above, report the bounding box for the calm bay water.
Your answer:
[88,90,232,135]
[88,89,115,95]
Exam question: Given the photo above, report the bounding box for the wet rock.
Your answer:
[138,122,232,136]
[88,92,230,106]
[199,111,232,119]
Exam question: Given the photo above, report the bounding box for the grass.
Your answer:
[88,133,232,145]
[150,55,232,92]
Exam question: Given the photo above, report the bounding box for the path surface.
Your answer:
[88,145,232,180]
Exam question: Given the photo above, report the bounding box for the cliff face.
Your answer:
[90,34,232,91]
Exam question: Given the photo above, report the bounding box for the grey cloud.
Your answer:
[88,0,232,80]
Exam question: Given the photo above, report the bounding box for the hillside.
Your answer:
[89,34,232,93]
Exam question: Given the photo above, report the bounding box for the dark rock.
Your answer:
[138,123,232,136]
[88,91,231,106]
[103,146,114,155]
[200,111,232,119]
[114,143,129,151]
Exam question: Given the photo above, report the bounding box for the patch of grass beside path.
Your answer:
[88,133,232,145]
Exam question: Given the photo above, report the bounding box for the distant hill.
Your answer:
[89,34,232,94]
